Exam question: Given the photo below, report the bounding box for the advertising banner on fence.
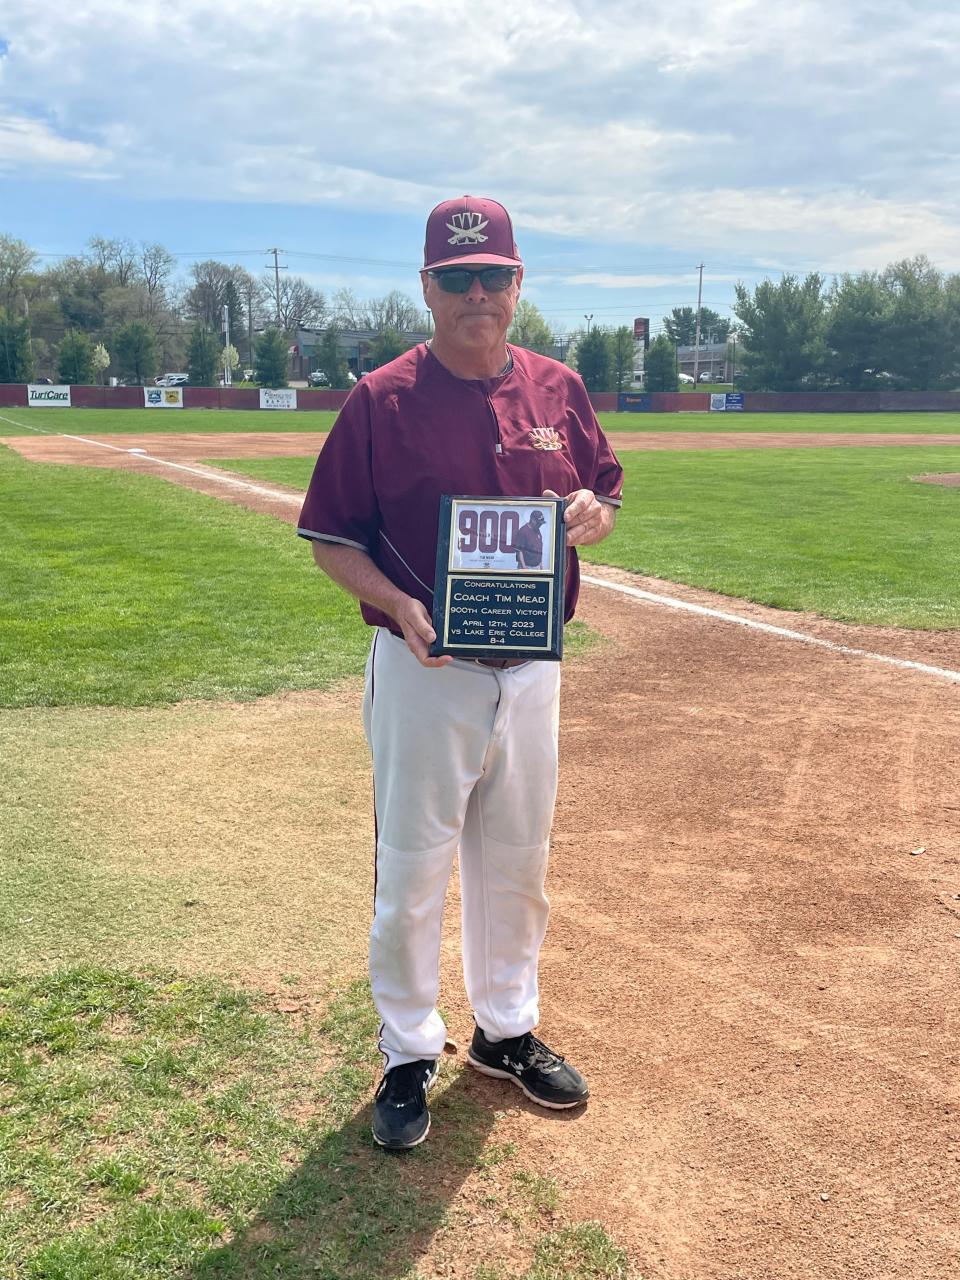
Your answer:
[144,387,183,409]
[710,393,726,411]
[28,384,71,407]
[259,387,297,410]
[725,392,744,411]
[617,392,652,412]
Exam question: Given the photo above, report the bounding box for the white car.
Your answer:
[155,373,188,387]
[678,373,695,384]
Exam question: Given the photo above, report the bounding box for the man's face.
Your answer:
[421,265,523,351]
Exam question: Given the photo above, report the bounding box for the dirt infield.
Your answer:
[5,428,960,1277]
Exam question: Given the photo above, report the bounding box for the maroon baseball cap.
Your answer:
[423,195,522,271]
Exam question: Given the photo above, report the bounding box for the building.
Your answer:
[289,327,432,381]
[676,340,736,383]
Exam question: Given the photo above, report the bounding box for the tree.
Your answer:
[254,327,290,387]
[878,256,952,390]
[664,304,730,346]
[0,235,37,312]
[508,300,555,355]
[366,290,426,334]
[663,306,698,346]
[139,242,176,303]
[733,273,828,390]
[187,324,221,387]
[644,335,679,392]
[57,330,96,384]
[368,327,407,368]
[313,327,352,389]
[607,326,635,391]
[114,321,158,384]
[575,328,611,392]
[92,343,110,384]
[0,308,34,382]
[824,272,891,389]
[263,274,327,334]
[331,288,371,329]
[185,260,240,331]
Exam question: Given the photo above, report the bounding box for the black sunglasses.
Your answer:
[428,266,518,294]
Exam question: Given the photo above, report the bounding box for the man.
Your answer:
[298,195,622,1150]
[513,508,546,569]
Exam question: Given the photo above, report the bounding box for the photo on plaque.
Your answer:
[449,499,556,576]
[430,495,566,662]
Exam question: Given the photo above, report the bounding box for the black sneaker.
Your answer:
[371,1059,439,1150]
[467,1027,589,1109]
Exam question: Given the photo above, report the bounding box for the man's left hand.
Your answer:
[543,488,616,547]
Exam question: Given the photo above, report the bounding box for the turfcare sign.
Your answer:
[429,495,566,661]
[144,387,183,409]
[259,388,297,410]
[28,384,71,406]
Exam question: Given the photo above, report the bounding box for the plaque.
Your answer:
[429,495,566,661]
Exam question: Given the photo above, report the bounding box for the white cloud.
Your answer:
[2,0,959,270]
[0,113,112,176]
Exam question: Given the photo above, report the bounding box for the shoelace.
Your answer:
[377,1061,430,1105]
[514,1034,565,1070]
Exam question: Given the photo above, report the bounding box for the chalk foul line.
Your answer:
[581,574,960,685]
[3,418,957,686]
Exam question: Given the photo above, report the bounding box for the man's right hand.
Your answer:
[396,596,453,668]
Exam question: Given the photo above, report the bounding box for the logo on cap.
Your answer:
[446,211,489,246]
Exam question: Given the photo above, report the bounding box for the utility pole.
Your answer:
[692,263,704,385]
[266,248,287,326]
[222,304,232,387]
[584,313,593,334]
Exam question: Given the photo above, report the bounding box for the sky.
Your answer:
[1,0,958,337]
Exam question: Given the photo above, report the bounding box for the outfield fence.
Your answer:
[4,384,960,414]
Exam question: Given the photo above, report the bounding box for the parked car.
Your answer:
[155,373,188,387]
[308,370,330,387]
[678,373,695,384]
[34,376,54,385]
[697,371,717,382]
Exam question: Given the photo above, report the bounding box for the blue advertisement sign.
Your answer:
[618,392,652,412]
[725,392,744,411]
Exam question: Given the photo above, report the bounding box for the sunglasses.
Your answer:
[428,266,518,294]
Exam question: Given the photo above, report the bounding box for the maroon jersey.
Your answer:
[297,343,623,631]
[513,520,544,568]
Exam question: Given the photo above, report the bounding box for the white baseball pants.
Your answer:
[363,629,561,1072]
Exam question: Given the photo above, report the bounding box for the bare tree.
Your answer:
[331,287,371,330]
[261,274,328,333]
[367,290,428,333]
[139,243,176,300]
[87,236,139,287]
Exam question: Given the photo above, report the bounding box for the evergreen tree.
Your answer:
[644,335,679,392]
[607,326,635,391]
[733,274,827,391]
[187,324,221,386]
[575,328,611,392]
[254,327,290,387]
[0,309,35,382]
[824,273,891,389]
[114,321,158,385]
[314,327,352,389]
[56,329,96,384]
[368,327,407,369]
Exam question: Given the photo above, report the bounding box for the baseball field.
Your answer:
[1,406,958,1280]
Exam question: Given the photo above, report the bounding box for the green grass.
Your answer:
[580,447,960,628]
[0,447,369,707]
[0,970,631,1280]
[212,448,960,628]
[4,405,960,439]
[0,408,338,437]
[595,410,960,433]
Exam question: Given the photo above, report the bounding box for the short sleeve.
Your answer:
[593,428,623,507]
[297,385,380,550]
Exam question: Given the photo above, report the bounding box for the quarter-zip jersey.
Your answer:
[297,343,623,632]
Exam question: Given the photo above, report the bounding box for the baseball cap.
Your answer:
[423,196,522,271]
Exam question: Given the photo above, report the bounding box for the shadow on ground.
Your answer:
[183,1071,498,1279]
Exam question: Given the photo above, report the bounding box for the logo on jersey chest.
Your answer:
[528,425,563,451]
